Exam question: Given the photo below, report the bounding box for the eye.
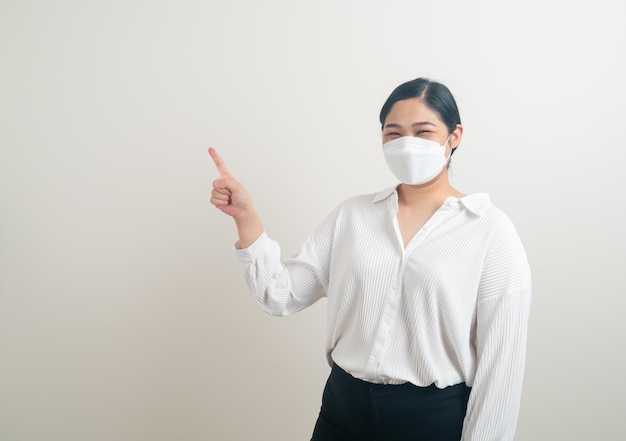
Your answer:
[416,130,431,135]
[384,131,401,137]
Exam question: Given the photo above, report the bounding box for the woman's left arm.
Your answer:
[461,216,532,441]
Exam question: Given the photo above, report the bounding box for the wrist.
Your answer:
[233,208,259,228]
[234,209,264,249]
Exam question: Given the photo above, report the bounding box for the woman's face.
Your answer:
[382,97,462,154]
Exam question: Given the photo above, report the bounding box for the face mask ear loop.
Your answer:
[444,135,452,159]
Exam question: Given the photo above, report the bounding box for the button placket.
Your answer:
[365,254,405,380]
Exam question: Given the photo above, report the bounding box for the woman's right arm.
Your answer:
[209,147,328,316]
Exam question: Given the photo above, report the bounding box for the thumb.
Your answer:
[214,177,230,190]
[213,175,244,196]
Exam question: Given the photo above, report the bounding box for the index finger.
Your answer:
[208,147,232,178]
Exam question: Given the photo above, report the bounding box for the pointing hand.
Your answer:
[209,147,253,220]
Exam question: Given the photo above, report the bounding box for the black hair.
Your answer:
[379,77,461,154]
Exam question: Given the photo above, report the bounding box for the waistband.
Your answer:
[330,363,470,398]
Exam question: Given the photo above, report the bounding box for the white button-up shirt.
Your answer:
[235,186,532,441]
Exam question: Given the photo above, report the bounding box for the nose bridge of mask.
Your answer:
[384,135,441,151]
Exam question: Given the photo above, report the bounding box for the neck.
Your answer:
[396,172,462,209]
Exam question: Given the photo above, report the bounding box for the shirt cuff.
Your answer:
[233,231,270,263]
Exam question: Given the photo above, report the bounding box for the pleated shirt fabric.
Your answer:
[234,186,532,441]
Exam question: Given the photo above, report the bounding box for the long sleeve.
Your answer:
[234,206,338,316]
[461,216,532,441]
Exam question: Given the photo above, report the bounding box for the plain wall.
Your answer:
[1,1,625,440]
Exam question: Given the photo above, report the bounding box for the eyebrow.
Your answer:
[383,121,436,129]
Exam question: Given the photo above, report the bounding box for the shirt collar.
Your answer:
[457,193,492,216]
[371,186,492,216]
[372,186,398,203]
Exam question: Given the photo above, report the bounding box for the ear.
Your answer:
[450,124,463,151]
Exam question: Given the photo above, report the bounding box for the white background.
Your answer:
[1,1,625,440]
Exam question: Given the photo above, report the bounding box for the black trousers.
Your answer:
[311,364,470,441]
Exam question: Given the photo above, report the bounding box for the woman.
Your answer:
[209,77,531,441]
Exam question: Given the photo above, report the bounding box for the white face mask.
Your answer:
[382,136,451,185]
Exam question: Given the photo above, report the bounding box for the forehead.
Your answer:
[384,97,442,125]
